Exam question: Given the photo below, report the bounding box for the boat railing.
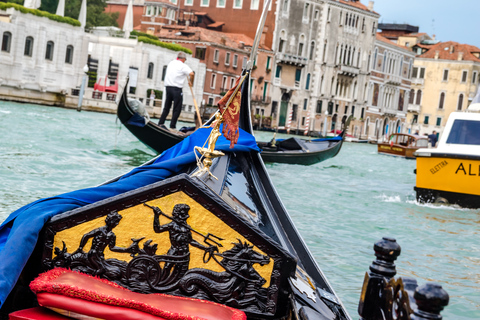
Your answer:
[358,237,449,320]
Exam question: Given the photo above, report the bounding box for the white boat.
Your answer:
[414,90,480,207]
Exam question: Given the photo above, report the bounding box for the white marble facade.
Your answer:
[0,6,206,113]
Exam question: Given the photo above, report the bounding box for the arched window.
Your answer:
[24,36,34,56]
[298,34,305,56]
[309,41,315,60]
[65,45,74,64]
[147,62,154,79]
[278,30,286,53]
[45,41,54,60]
[457,94,464,110]
[415,89,422,105]
[438,92,445,109]
[1,31,12,52]
[409,89,415,104]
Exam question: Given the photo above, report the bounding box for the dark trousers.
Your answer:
[158,86,183,129]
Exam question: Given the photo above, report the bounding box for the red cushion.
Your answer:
[9,307,71,320]
[30,268,246,320]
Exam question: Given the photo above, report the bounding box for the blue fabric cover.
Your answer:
[312,136,342,142]
[126,113,148,127]
[274,136,342,142]
[0,126,260,307]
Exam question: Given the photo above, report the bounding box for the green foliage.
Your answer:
[132,31,191,54]
[2,0,118,28]
[147,89,163,100]
[0,2,81,26]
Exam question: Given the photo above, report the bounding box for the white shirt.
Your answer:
[164,59,193,88]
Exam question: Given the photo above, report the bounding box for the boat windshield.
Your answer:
[416,139,429,147]
[446,119,480,145]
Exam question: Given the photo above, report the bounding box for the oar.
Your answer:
[189,83,202,128]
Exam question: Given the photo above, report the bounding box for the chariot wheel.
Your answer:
[126,256,162,289]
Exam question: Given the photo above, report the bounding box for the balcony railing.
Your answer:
[276,53,308,67]
[251,95,271,104]
[408,103,421,113]
[338,64,359,76]
[412,78,424,85]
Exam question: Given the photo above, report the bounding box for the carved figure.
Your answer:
[73,211,142,278]
[152,204,218,279]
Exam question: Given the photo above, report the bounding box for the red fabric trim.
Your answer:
[9,307,71,319]
[30,268,246,320]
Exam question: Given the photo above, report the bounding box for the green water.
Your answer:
[0,101,478,319]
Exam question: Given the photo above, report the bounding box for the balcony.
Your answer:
[251,95,271,104]
[408,104,421,113]
[412,78,424,86]
[385,75,401,85]
[337,64,359,77]
[276,53,308,67]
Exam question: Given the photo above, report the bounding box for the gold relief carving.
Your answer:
[53,191,274,287]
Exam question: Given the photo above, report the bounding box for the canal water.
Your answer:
[0,101,478,319]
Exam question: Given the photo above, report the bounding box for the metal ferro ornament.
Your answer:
[193,74,248,180]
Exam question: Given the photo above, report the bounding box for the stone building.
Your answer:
[271,0,379,135]
[362,33,415,142]
[0,4,206,120]
[0,5,89,106]
[408,41,480,137]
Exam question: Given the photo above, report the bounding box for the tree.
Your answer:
[4,0,119,28]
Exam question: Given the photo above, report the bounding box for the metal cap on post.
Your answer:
[412,283,449,320]
[370,236,401,278]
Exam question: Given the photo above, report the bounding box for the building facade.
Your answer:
[408,41,480,138]
[270,0,379,135]
[363,33,415,142]
[0,6,89,105]
[0,5,206,121]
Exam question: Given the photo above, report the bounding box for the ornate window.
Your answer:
[147,62,154,79]
[24,36,34,56]
[65,45,74,64]
[45,41,54,60]
[1,31,12,52]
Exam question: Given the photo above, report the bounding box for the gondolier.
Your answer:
[158,52,195,130]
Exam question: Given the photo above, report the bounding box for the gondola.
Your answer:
[117,90,348,166]
[0,3,351,320]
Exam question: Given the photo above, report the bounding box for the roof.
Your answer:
[418,41,480,62]
[207,21,225,28]
[337,0,377,14]
[157,26,271,51]
[376,33,411,51]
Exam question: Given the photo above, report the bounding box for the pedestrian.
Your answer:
[149,90,155,107]
[413,130,419,136]
[428,130,438,147]
[158,52,195,130]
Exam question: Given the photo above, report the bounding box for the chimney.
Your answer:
[458,52,464,61]
[432,34,436,40]
[434,50,439,59]
[368,1,374,11]
[239,41,245,49]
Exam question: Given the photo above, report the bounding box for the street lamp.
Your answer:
[77,64,89,112]
[323,110,328,137]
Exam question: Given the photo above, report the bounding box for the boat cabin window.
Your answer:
[446,120,480,145]
[416,139,428,148]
